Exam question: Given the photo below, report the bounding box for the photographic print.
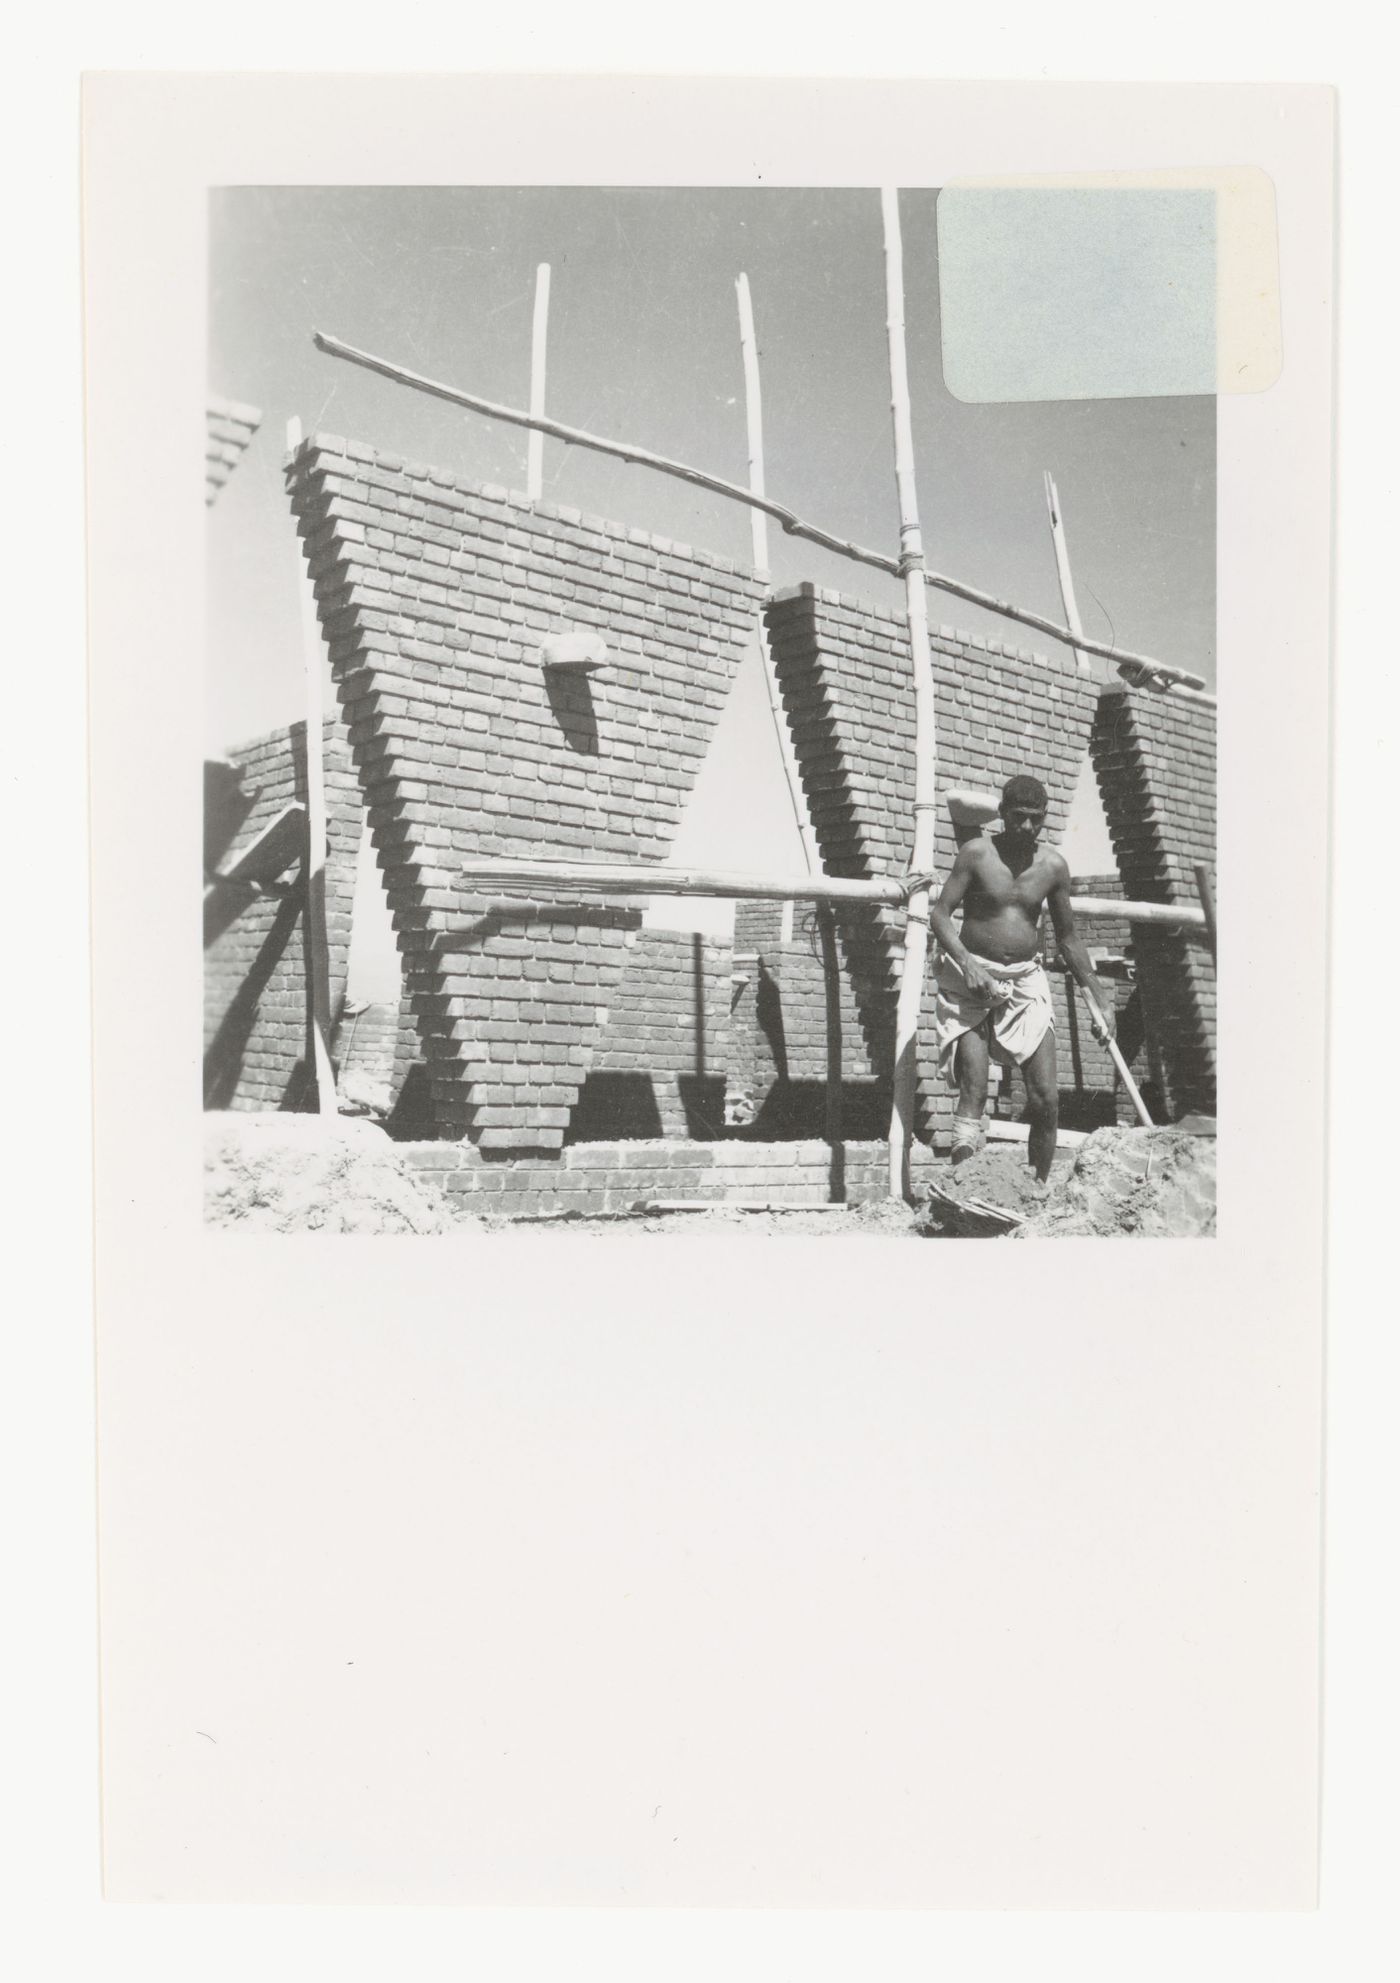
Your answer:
[86,76,1329,1909]
[203,183,1218,1238]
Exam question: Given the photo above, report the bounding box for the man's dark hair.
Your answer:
[1001,774,1049,812]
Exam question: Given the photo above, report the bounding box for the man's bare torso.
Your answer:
[956,836,1067,964]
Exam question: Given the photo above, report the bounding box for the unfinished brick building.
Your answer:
[202,427,1215,1213]
[203,716,361,1112]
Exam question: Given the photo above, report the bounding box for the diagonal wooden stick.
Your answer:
[1076,981,1154,1128]
[309,329,1206,690]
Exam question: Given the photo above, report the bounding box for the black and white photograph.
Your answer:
[82,73,1331,1915]
[203,181,1219,1237]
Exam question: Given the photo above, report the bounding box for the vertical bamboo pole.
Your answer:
[1043,470,1096,677]
[735,274,769,575]
[527,262,551,501]
[818,902,846,1202]
[881,188,938,1202]
[1192,860,1218,960]
[736,273,822,877]
[286,415,337,1116]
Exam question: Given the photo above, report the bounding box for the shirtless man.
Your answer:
[929,773,1114,1184]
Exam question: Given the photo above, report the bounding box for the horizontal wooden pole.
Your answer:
[1071,895,1207,930]
[455,856,1209,928]
[311,330,1205,691]
[457,856,905,905]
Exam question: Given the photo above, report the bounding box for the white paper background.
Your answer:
[16,10,1400,1979]
[81,72,1331,1911]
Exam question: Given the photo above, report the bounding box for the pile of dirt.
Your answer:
[204,1113,456,1234]
[202,1117,1214,1239]
[919,1128,1216,1238]
[927,1144,1074,1220]
[1016,1127,1216,1238]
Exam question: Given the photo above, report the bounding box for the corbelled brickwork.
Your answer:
[1089,684,1217,1118]
[764,584,1101,1143]
[203,718,361,1110]
[286,434,766,1152]
[206,396,262,506]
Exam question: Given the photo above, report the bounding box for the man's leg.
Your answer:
[951,1025,990,1164]
[1020,1030,1059,1183]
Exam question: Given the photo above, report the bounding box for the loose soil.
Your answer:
[931,1145,1075,1218]
[205,1114,461,1234]
[1016,1127,1216,1238]
[204,1116,1214,1238]
[921,1128,1215,1238]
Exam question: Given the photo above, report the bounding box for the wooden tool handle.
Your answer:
[1078,983,1154,1129]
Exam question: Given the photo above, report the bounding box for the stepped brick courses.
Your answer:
[286,434,765,1152]
[764,584,1101,1144]
[1089,683,1217,1118]
[206,396,262,506]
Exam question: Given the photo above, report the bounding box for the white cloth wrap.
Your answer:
[934,951,1055,1088]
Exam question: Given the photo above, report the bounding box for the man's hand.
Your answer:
[960,954,1003,998]
[1083,985,1116,1042]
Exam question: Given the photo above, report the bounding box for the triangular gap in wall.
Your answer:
[343,812,401,1005]
[338,621,808,985]
[1061,752,1116,878]
[643,620,812,940]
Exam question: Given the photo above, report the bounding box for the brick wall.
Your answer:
[286,434,766,1153]
[1089,683,1217,1118]
[401,1137,940,1219]
[383,879,1157,1145]
[729,897,890,1138]
[569,927,734,1140]
[764,584,1101,1144]
[203,717,362,1110]
[383,909,891,1145]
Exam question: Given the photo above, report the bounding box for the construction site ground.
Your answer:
[206,1115,1215,1239]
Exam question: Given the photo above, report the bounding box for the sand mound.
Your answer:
[1016,1127,1216,1238]
[931,1144,1074,1218]
[204,1113,453,1234]
[921,1127,1215,1238]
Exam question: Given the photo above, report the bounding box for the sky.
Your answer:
[207,186,1215,985]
